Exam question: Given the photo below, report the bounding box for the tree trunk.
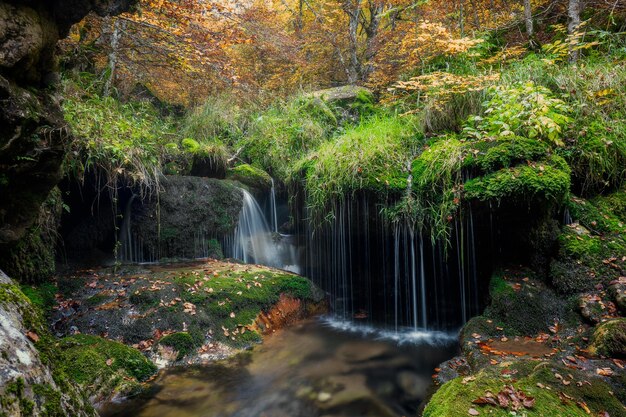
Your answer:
[343,0,361,84]
[568,0,581,62]
[362,3,383,82]
[104,18,122,96]
[523,0,533,37]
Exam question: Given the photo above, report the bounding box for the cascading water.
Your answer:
[270,178,278,233]
[229,188,301,274]
[299,194,484,332]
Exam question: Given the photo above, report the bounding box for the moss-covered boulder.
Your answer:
[551,195,626,294]
[130,176,242,260]
[53,260,325,364]
[464,155,571,205]
[0,187,62,283]
[482,270,578,336]
[227,164,273,191]
[589,319,626,358]
[57,334,157,404]
[0,270,95,416]
[424,359,625,417]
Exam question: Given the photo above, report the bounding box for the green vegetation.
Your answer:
[464,155,571,204]
[294,114,422,225]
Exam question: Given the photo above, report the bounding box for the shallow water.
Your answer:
[102,318,458,417]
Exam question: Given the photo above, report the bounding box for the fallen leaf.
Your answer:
[468,408,480,416]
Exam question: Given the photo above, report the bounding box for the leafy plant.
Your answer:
[464,82,572,146]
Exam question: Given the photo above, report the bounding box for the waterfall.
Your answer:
[303,194,482,332]
[230,189,301,274]
[270,178,278,233]
[118,194,149,263]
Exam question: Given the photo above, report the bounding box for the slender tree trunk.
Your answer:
[362,3,383,82]
[523,0,536,48]
[343,0,361,84]
[459,0,465,36]
[568,0,581,62]
[104,18,122,97]
[523,0,533,37]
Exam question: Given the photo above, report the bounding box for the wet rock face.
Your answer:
[0,0,136,246]
[130,176,243,260]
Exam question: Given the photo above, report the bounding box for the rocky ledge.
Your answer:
[1,260,325,413]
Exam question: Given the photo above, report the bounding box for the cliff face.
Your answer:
[0,0,136,245]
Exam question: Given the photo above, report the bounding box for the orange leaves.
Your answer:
[472,385,535,411]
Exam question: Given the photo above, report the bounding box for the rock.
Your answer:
[308,85,372,104]
[131,176,243,260]
[396,370,428,400]
[0,270,93,416]
[589,318,626,358]
[317,391,332,402]
[608,277,626,314]
[0,0,137,247]
[577,293,605,324]
[335,340,390,363]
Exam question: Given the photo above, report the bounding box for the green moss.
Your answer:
[20,282,58,317]
[424,360,624,417]
[158,332,195,360]
[295,114,421,225]
[58,334,156,383]
[565,118,626,195]
[465,137,551,173]
[227,164,272,190]
[589,319,626,358]
[238,94,341,180]
[409,136,466,241]
[32,384,64,417]
[464,155,571,204]
[567,196,626,235]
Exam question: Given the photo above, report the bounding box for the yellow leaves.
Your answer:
[390,71,500,109]
[590,88,616,106]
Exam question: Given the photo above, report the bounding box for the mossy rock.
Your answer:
[482,271,578,336]
[424,359,625,417]
[567,195,626,235]
[464,136,551,174]
[227,164,273,191]
[552,223,626,294]
[158,332,195,360]
[464,155,571,205]
[57,334,156,401]
[0,187,62,283]
[589,319,626,358]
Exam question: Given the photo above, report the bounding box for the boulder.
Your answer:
[0,270,93,416]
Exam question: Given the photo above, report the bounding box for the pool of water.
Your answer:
[102,318,458,417]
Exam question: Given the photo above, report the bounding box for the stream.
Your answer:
[101,318,457,417]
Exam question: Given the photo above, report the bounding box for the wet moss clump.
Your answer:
[158,332,195,360]
[294,114,422,225]
[227,164,273,191]
[57,334,156,400]
[589,319,626,358]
